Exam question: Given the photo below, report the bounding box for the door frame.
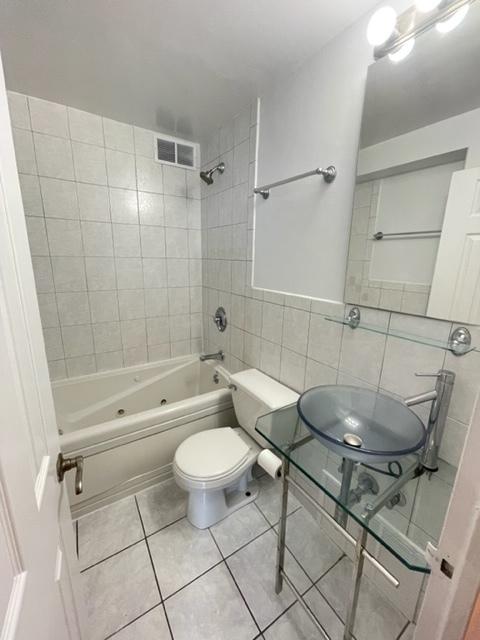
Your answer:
[416,389,480,639]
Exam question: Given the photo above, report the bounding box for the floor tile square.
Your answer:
[303,587,345,640]
[136,479,187,535]
[112,605,171,639]
[263,592,341,640]
[227,529,311,630]
[83,541,159,640]
[77,496,143,570]
[282,507,343,582]
[149,518,222,597]
[317,556,407,640]
[255,475,301,525]
[210,503,270,557]
[165,563,258,640]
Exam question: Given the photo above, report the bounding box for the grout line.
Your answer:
[145,514,188,539]
[80,538,144,573]
[208,528,262,636]
[104,603,163,639]
[396,621,412,640]
[134,496,175,640]
[162,557,226,602]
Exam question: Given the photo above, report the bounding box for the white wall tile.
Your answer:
[29,97,68,137]
[282,307,310,356]
[115,257,143,290]
[46,219,83,256]
[146,317,170,346]
[106,149,136,189]
[85,257,116,290]
[40,177,79,219]
[68,107,104,145]
[121,319,147,349]
[37,293,59,328]
[34,133,74,179]
[66,355,96,377]
[96,351,124,371]
[81,221,114,257]
[56,292,91,326]
[89,291,119,323]
[138,192,165,226]
[145,288,169,317]
[7,91,30,129]
[308,313,342,368]
[77,183,110,221]
[133,126,155,157]
[61,324,94,357]
[32,256,55,293]
[25,217,49,256]
[43,327,64,360]
[109,188,138,224]
[141,226,166,258]
[12,128,37,174]
[136,156,163,193]
[92,322,122,353]
[165,195,188,228]
[118,289,145,320]
[18,174,43,216]
[167,259,189,287]
[72,141,107,185]
[113,224,141,257]
[168,288,189,315]
[51,256,87,292]
[143,258,167,288]
[104,118,134,153]
[163,165,186,196]
[165,228,188,258]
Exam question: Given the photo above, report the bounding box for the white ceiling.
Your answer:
[0,0,380,141]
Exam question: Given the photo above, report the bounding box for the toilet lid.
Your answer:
[175,427,251,480]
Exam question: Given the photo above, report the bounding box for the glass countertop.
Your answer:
[256,404,431,573]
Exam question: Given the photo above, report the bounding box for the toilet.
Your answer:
[173,368,299,529]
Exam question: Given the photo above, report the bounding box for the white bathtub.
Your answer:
[54,356,235,516]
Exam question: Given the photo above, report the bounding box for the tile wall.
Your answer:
[200,102,480,566]
[8,91,203,379]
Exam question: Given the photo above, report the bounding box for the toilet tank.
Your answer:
[229,369,299,446]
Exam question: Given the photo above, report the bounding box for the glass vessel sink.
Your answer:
[297,385,426,463]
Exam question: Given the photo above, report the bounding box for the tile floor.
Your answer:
[77,472,416,640]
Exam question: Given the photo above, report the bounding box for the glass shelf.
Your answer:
[256,404,432,573]
[325,314,477,355]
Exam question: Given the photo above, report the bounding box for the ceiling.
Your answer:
[0,0,380,141]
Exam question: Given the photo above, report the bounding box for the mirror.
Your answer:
[346,2,480,323]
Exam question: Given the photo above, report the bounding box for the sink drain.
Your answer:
[343,433,363,448]
[117,408,125,416]
[160,399,167,405]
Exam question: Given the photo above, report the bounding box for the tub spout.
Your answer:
[200,350,224,362]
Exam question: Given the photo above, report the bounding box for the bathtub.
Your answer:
[54,356,235,516]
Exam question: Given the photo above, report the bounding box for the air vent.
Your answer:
[154,134,198,170]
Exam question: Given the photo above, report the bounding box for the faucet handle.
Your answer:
[415,372,441,378]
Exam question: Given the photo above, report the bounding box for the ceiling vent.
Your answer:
[155,134,198,170]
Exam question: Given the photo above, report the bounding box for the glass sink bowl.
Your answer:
[297,385,426,463]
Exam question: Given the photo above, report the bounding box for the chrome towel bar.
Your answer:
[254,165,337,199]
[373,230,441,240]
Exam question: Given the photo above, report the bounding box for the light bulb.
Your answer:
[388,37,415,62]
[367,7,397,46]
[436,5,469,33]
[415,0,441,12]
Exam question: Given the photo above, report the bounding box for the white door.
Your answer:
[428,167,480,323]
[0,53,85,639]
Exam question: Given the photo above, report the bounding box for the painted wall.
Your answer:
[8,91,203,379]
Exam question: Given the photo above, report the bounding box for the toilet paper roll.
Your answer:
[257,449,282,479]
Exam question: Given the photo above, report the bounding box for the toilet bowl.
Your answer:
[173,368,298,529]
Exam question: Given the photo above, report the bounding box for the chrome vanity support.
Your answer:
[275,457,290,594]
[344,527,368,640]
[335,457,355,528]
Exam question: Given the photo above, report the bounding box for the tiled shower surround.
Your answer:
[200,102,480,618]
[8,91,202,379]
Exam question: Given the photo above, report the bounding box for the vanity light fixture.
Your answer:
[368,0,474,60]
[436,3,469,31]
[366,6,398,45]
[388,37,415,61]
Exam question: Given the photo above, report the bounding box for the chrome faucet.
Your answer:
[405,369,455,472]
[199,350,224,362]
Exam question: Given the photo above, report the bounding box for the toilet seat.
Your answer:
[174,427,259,490]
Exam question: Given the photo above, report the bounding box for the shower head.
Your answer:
[200,162,225,185]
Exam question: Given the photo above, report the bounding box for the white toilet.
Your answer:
[173,368,298,529]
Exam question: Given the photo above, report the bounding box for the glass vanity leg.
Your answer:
[343,527,368,640]
[275,457,290,594]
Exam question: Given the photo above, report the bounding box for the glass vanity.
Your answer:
[255,403,448,640]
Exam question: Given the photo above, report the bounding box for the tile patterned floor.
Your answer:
[78,471,413,640]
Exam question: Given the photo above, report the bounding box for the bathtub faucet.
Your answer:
[200,350,224,362]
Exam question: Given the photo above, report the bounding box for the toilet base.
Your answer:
[187,475,259,529]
